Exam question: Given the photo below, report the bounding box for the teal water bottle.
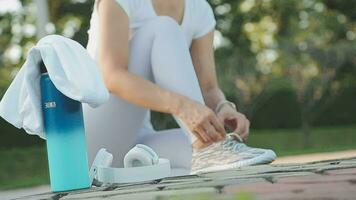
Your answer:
[39,62,90,192]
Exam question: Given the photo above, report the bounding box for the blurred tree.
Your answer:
[212,0,356,147]
[0,0,36,94]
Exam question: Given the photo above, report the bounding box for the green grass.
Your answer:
[0,146,49,190]
[247,125,356,156]
[0,125,355,191]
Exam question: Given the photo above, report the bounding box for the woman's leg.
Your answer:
[85,16,205,168]
[134,16,208,172]
[84,96,149,168]
[141,16,206,143]
[136,128,192,175]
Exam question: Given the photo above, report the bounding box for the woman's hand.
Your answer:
[216,104,250,141]
[175,97,226,144]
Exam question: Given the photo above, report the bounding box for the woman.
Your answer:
[84,0,275,174]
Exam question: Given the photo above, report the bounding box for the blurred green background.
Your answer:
[0,0,355,190]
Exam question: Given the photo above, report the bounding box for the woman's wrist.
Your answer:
[215,100,237,114]
[202,87,226,110]
[168,94,189,116]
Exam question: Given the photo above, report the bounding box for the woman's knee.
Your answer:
[153,16,180,29]
[133,16,185,47]
[141,16,182,36]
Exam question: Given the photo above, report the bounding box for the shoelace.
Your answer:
[227,132,243,142]
[221,133,247,152]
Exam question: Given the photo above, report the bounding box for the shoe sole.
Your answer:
[191,149,277,174]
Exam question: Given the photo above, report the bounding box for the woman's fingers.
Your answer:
[201,121,220,142]
[196,110,225,143]
[193,130,206,143]
[210,115,226,139]
[234,115,246,137]
[234,117,245,134]
[195,126,211,143]
[215,104,251,142]
[240,118,250,140]
[235,115,250,140]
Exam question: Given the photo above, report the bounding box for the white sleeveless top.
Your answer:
[86,0,216,60]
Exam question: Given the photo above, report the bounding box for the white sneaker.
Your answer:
[191,133,276,174]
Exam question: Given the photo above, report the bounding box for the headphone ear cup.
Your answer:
[89,148,113,186]
[95,148,114,167]
[124,144,159,168]
[136,144,159,164]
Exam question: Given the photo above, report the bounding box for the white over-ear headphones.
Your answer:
[89,144,171,186]
[124,144,159,167]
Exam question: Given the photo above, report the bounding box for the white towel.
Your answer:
[0,35,109,139]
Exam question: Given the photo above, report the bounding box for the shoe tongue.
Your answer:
[234,142,246,149]
[220,135,238,147]
[226,136,248,151]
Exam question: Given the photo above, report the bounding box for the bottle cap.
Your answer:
[39,60,47,74]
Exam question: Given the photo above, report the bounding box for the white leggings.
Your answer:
[84,17,205,173]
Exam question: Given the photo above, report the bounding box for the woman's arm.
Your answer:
[97,0,224,143]
[190,31,250,140]
[190,31,225,110]
[98,0,180,114]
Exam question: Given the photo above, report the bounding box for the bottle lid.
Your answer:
[39,60,47,74]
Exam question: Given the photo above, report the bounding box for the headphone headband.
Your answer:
[90,145,171,186]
